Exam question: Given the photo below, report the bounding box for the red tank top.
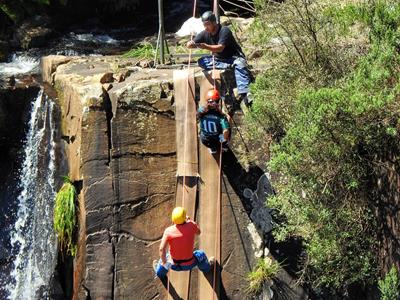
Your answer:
[162,220,199,263]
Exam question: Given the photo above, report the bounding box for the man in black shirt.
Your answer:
[187,11,252,106]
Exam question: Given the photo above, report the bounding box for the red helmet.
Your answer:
[206,89,220,101]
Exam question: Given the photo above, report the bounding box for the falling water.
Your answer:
[0,53,39,75]
[5,90,58,299]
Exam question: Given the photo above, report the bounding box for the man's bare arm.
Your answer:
[159,235,168,264]
[197,43,225,53]
[187,216,201,235]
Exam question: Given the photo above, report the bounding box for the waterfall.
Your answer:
[0,53,39,75]
[5,90,58,299]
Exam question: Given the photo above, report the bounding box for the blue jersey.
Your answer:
[198,107,229,136]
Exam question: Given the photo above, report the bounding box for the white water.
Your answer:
[176,17,204,37]
[70,32,119,44]
[6,90,58,299]
[0,54,39,75]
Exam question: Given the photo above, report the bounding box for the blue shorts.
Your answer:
[154,250,211,278]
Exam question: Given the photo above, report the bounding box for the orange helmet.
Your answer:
[206,89,220,101]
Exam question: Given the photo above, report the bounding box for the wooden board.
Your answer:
[174,70,198,177]
[197,70,222,300]
[166,70,199,300]
[167,177,198,300]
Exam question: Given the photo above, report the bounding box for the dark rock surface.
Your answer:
[44,55,293,299]
[15,18,54,50]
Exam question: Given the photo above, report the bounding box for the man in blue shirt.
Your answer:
[187,11,253,107]
[198,89,230,154]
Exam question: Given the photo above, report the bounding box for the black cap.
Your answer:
[201,11,216,23]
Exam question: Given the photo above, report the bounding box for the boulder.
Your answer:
[15,16,54,50]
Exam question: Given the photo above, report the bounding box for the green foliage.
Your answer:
[247,0,400,293]
[0,0,63,23]
[379,266,400,300]
[245,257,280,295]
[122,42,155,59]
[54,176,77,256]
[0,4,18,22]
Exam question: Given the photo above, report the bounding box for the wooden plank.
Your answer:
[198,71,222,300]
[173,70,198,177]
[165,70,199,300]
[167,177,198,300]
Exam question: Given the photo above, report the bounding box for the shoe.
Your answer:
[152,259,159,278]
[208,148,217,154]
[208,256,215,268]
[153,259,159,273]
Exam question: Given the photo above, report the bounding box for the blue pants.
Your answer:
[198,55,251,94]
[154,250,211,278]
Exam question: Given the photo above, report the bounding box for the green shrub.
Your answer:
[379,266,400,300]
[246,257,280,296]
[54,176,77,256]
[122,42,155,59]
[0,0,63,23]
[246,0,400,293]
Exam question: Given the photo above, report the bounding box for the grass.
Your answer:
[378,266,400,300]
[246,257,280,295]
[53,176,77,256]
[122,42,155,59]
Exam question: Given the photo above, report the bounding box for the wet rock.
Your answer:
[41,55,76,83]
[243,173,274,234]
[15,17,54,50]
[0,41,10,62]
[100,72,114,84]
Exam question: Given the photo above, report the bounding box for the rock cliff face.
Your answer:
[42,55,266,299]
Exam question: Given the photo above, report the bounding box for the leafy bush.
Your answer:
[122,42,155,60]
[246,257,280,295]
[0,0,65,23]
[379,266,400,300]
[54,176,77,256]
[247,0,400,293]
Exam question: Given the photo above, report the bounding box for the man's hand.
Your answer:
[186,40,196,49]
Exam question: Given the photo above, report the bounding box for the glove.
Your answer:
[219,134,226,142]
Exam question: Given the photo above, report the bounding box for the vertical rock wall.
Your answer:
[43,55,266,299]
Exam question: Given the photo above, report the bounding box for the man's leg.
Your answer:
[153,259,169,278]
[233,57,252,96]
[193,250,212,273]
[200,134,218,153]
[198,56,233,70]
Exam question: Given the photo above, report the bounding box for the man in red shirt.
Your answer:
[153,207,214,278]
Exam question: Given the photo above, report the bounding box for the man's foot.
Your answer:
[208,256,215,269]
[152,259,159,278]
[208,148,217,154]
[153,260,159,272]
[238,93,253,108]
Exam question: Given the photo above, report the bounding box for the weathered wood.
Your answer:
[166,70,199,300]
[198,70,222,300]
[174,70,198,177]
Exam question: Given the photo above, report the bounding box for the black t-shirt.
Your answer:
[194,25,244,59]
